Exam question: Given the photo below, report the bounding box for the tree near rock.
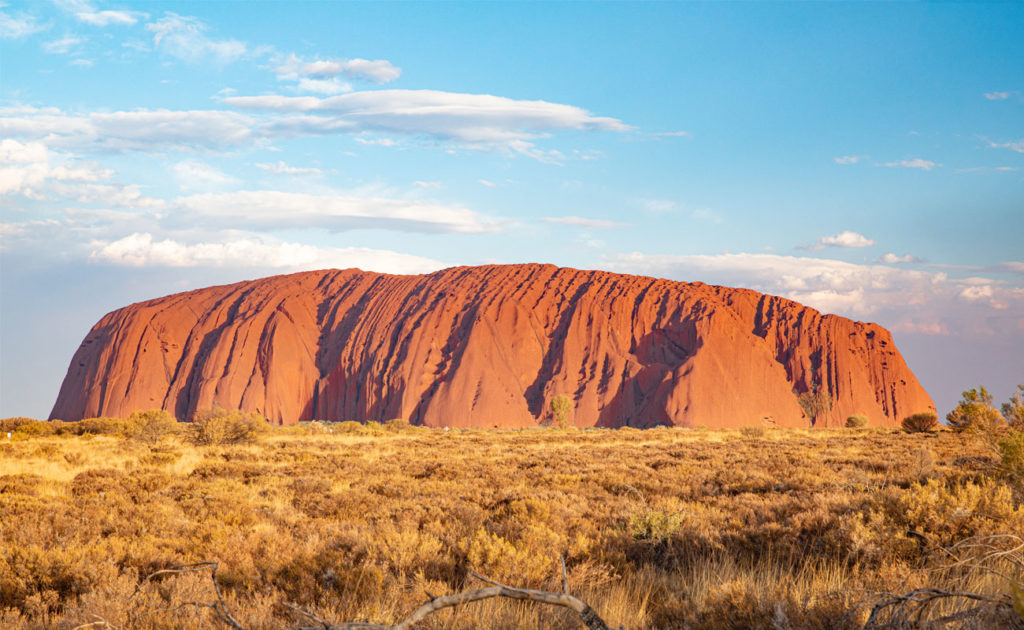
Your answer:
[797,385,832,428]
[1002,384,1024,428]
[946,386,1004,433]
[127,409,178,446]
[549,394,573,429]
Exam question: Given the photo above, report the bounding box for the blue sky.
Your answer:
[1,1,1022,419]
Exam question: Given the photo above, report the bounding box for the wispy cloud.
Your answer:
[0,106,258,153]
[0,5,46,39]
[0,138,161,207]
[412,180,442,189]
[42,35,83,54]
[477,179,495,187]
[53,0,145,26]
[983,91,1012,101]
[172,160,238,191]
[878,252,923,264]
[169,190,498,234]
[223,89,631,160]
[275,54,401,85]
[146,12,247,65]
[985,138,1024,153]
[798,230,875,251]
[635,198,677,213]
[541,215,628,229]
[881,158,937,170]
[603,251,1023,324]
[254,161,322,176]
[89,232,445,274]
[833,155,860,165]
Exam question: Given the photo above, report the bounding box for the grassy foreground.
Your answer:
[1,424,1022,629]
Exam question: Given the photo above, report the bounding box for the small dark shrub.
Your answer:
[902,412,938,433]
[845,414,869,428]
[739,425,765,438]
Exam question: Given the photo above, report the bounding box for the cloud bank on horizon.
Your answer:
[1,1,1022,418]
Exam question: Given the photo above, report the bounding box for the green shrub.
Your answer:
[74,417,133,436]
[549,394,573,429]
[384,418,411,432]
[12,421,56,438]
[190,407,268,446]
[127,409,178,445]
[1003,385,1024,428]
[0,417,38,433]
[946,386,1004,433]
[845,414,869,428]
[997,430,1024,482]
[337,421,364,433]
[902,412,938,433]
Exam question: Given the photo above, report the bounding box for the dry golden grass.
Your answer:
[1,423,1022,629]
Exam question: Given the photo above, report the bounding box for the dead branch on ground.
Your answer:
[141,558,614,630]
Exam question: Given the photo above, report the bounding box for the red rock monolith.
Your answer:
[50,264,934,428]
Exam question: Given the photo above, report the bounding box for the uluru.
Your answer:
[49,264,934,428]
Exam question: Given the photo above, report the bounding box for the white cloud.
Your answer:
[147,12,247,65]
[603,251,1024,326]
[0,139,163,207]
[833,155,860,165]
[296,77,352,95]
[959,285,994,302]
[986,138,1024,153]
[4,89,627,161]
[879,253,922,264]
[42,35,83,54]
[69,58,93,67]
[172,160,238,191]
[0,138,104,194]
[541,216,628,229]
[1,4,45,39]
[53,0,144,26]
[354,136,398,147]
[997,261,1024,274]
[882,158,937,170]
[224,89,630,159]
[604,251,945,317]
[891,321,949,336]
[275,54,402,84]
[984,91,1011,100]
[412,180,442,189]
[88,232,446,274]
[651,131,692,138]
[477,179,495,187]
[0,106,257,152]
[636,198,677,213]
[800,230,875,250]
[254,161,322,176]
[170,190,497,234]
[819,230,875,248]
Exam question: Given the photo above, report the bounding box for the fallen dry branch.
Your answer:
[136,562,245,630]
[862,587,1010,628]
[292,567,613,630]
[153,559,614,630]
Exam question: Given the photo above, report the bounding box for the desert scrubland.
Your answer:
[1,418,1022,629]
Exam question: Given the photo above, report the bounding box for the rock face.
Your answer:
[50,264,934,428]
